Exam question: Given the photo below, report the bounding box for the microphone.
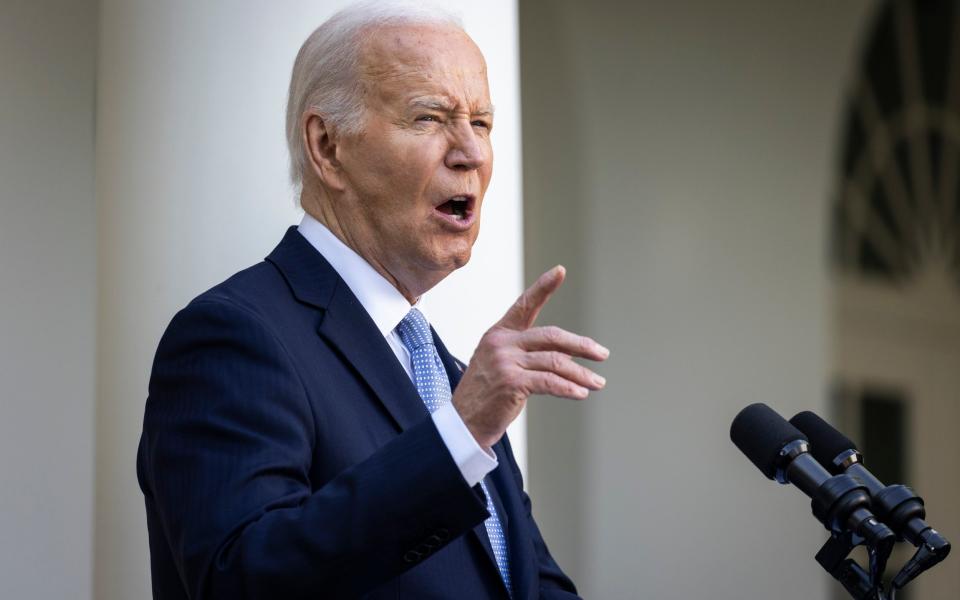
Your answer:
[790,411,951,588]
[730,403,895,550]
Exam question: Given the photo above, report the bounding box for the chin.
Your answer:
[417,232,477,277]
[439,248,471,271]
[447,238,475,268]
[450,251,471,270]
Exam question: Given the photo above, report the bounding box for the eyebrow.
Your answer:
[409,97,495,117]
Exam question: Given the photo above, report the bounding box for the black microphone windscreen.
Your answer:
[731,403,807,480]
[789,411,858,466]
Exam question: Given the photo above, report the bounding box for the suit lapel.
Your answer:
[266,227,427,432]
[317,285,428,431]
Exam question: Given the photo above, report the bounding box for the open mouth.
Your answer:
[435,195,475,221]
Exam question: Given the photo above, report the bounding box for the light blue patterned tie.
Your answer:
[396,308,512,595]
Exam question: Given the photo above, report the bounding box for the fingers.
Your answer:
[517,326,609,361]
[497,265,566,331]
[520,351,606,390]
[523,370,591,400]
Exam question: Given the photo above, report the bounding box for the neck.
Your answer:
[300,186,422,304]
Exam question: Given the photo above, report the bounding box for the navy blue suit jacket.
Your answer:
[137,227,579,599]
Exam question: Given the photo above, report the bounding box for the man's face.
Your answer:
[334,24,493,294]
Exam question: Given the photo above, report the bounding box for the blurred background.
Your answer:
[1,0,957,598]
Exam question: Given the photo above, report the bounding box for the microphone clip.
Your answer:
[815,532,890,600]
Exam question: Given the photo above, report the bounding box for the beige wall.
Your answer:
[521,1,875,597]
[0,1,98,599]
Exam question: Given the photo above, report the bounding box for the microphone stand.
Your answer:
[815,531,894,600]
[813,510,951,599]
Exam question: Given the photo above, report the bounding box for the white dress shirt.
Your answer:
[298,213,497,487]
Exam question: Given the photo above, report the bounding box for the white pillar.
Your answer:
[0,2,97,599]
[94,2,523,598]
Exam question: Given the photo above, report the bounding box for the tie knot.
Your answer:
[396,308,434,351]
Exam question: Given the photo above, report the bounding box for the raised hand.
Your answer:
[452,266,609,449]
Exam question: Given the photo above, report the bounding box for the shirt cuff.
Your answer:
[431,403,498,487]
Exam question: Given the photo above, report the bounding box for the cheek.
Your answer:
[482,161,494,189]
[480,143,494,186]
[374,141,442,195]
[359,153,406,195]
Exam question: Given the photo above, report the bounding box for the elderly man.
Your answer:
[137,3,607,599]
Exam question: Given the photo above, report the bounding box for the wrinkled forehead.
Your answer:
[358,24,491,112]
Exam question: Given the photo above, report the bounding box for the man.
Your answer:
[137,3,608,599]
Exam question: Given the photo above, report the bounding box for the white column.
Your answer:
[0,2,97,600]
[94,2,523,598]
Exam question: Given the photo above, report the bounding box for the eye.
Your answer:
[471,119,491,130]
[416,114,441,123]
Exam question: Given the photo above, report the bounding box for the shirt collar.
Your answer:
[297,212,421,338]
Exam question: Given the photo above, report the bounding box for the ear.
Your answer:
[302,111,347,191]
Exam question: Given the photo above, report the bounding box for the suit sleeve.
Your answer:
[497,435,582,599]
[138,298,489,599]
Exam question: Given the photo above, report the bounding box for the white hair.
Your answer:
[285,1,464,191]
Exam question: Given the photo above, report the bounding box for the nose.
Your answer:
[444,120,488,171]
